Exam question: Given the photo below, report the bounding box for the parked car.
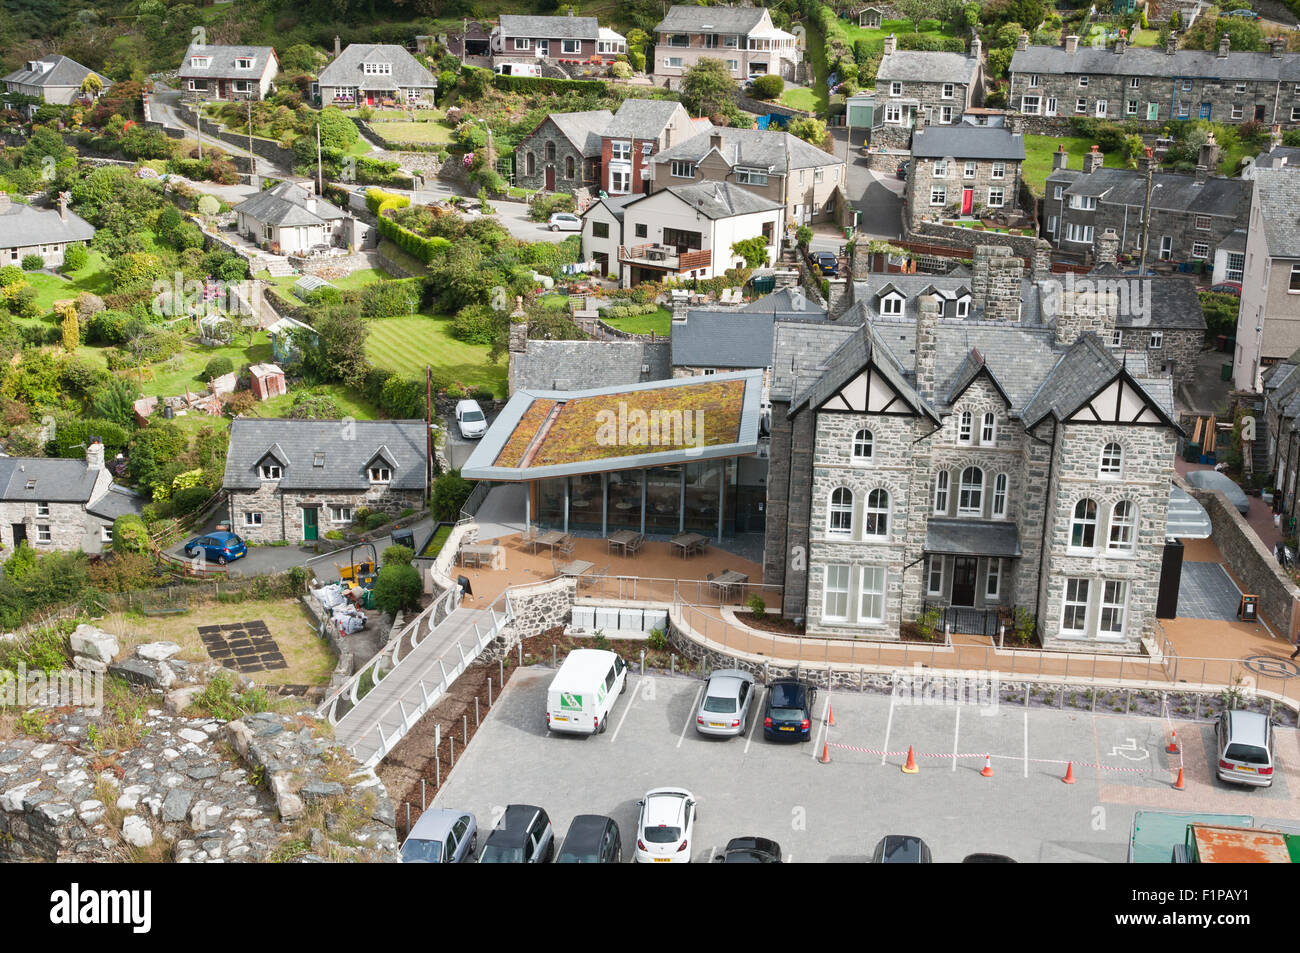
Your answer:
[635,787,697,863]
[895,160,910,179]
[478,804,554,863]
[548,212,582,232]
[811,251,839,276]
[556,814,622,863]
[1208,281,1242,297]
[545,648,628,735]
[1215,710,1275,787]
[456,398,488,439]
[695,668,756,737]
[182,531,247,565]
[1225,8,1260,17]
[400,809,476,863]
[871,834,933,863]
[961,853,1016,863]
[763,678,817,741]
[713,836,782,863]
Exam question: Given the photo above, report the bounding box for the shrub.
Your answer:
[747,593,766,618]
[380,374,425,419]
[21,254,44,271]
[610,61,633,79]
[431,470,472,521]
[204,355,234,380]
[365,512,389,531]
[372,562,423,615]
[359,280,419,317]
[383,544,414,565]
[750,74,785,100]
[449,303,499,345]
[170,485,211,516]
[61,244,89,273]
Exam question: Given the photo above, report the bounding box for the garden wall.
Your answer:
[912,221,1040,258]
[174,103,297,170]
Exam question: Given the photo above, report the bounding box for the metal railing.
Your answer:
[458,481,489,522]
[921,602,1008,638]
[574,573,784,611]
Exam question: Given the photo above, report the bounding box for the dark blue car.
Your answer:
[763,679,816,741]
[183,531,247,565]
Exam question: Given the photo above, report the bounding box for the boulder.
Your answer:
[72,656,107,674]
[270,773,304,822]
[164,685,203,715]
[121,815,154,848]
[70,624,119,663]
[108,658,175,690]
[136,642,182,662]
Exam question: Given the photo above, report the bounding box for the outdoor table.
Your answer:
[459,543,499,568]
[671,532,708,558]
[558,559,594,578]
[532,530,570,553]
[606,529,642,555]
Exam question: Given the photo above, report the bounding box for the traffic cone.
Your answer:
[1166,730,1180,754]
[1173,767,1186,790]
[901,745,919,774]
[1062,762,1076,784]
[820,742,831,764]
[980,753,994,778]
[827,703,835,727]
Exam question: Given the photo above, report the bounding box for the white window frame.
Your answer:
[955,296,971,318]
[828,487,854,537]
[957,410,973,444]
[932,159,947,177]
[368,466,392,484]
[514,38,532,50]
[986,558,1001,599]
[884,103,902,124]
[36,501,49,517]
[737,167,769,186]
[963,161,976,179]
[1099,442,1123,478]
[665,56,684,69]
[1076,98,1087,114]
[987,187,1005,208]
[880,293,904,315]
[864,489,890,538]
[260,463,282,480]
[1111,329,1123,346]
[1020,94,1041,115]
[561,39,581,54]
[942,83,955,100]
[992,473,1008,518]
[1108,501,1136,553]
[927,556,944,596]
[890,81,902,97]
[1079,75,1089,87]
[823,564,850,621]
[1095,99,1108,118]
[958,467,984,517]
[991,161,1005,180]
[930,186,946,206]
[36,525,51,544]
[852,428,873,461]
[981,412,997,445]
[671,161,695,178]
[859,566,886,623]
[1099,580,1129,636]
[329,505,353,523]
[1126,100,1138,116]
[1129,77,1140,89]
[1192,241,1209,259]
[1231,104,1243,120]
[1070,499,1098,551]
[933,471,949,514]
[235,57,254,70]
[244,511,263,527]
[1150,330,1164,349]
[1061,578,1090,634]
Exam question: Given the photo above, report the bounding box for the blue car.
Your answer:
[763,679,817,742]
[183,531,247,565]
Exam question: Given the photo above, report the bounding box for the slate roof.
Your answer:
[1120,273,1205,330]
[584,192,640,222]
[0,458,101,503]
[652,126,841,173]
[791,321,938,422]
[877,50,980,84]
[222,419,427,492]
[178,43,276,79]
[2,55,108,90]
[499,14,600,40]
[0,200,95,249]
[547,109,614,157]
[1021,333,1125,427]
[318,44,437,90]
[1010,43,1300,82]
[233,181,345,227]
[605,99,686,141]
[672,310,777,369]
[640,181,783,219]
[1252,169,1300,257]
[1060,167,1249,217]
[511,340,670,391]
[925,518,1022,557]
[655,5,769,34]
[86,483,145,521]
[1252,146,1300,171]
[770,320,862,403]
[741,287,828,315]
[911,126,1025,162]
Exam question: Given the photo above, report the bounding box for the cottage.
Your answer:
[653,5,801,82]
[178,43,278,101]
[905,122,1026,231]
[598,99,702,196]
[232,182,348,256]
[2,55,109,115]
[0,192,94,268]
[317,43,437,108]
[873,36,984,149]
[491,14,616,64]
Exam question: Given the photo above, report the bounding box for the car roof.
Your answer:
[561,814,613,848]
[1223,710,1271,743]
[490,804,544,845]
[876,834,929,861]
[457,398,481,409]
[725,836,778,855]
[205,531,240,541]
[643,788,691,826]
[705,670,754,696]
[406,808,464,841]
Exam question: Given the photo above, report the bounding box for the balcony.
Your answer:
[618,243,712,272]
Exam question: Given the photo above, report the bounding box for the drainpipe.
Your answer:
[280,489,286,542]
[1032,420,1058,641]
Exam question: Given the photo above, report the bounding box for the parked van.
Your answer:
[494,63,540,77]
[546,649,628,735]
[1215,710,1275,787]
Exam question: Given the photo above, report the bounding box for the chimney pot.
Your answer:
[1218,33,1231,57]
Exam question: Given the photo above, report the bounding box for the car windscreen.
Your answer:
[479,844,525,863]
[1224,743,1270,764]
[644,825,681,844]
[702,694,737,713]
[462,410,485,422]
[769,707,804,721]
[400,838,442,863]
[770,684,804,707]
[555,851,598,863]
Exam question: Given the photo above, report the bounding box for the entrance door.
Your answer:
[951,557,977,607]
[961,188,973,215]
[545,166,555,191]
[537,39,549,58]
[302,507,318,542]
[11,524,26,548]
[1255,104,1266,121]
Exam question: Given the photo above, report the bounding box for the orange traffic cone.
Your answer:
[1173,767,1186,790]
[1062,762,1076,784]
[1166,730,1180,754]
[980,753,994,778]
[828,703,835,727]
[901,745,919,774]
[820,742,831,764]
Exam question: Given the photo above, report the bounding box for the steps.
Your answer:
[256,257,295,278]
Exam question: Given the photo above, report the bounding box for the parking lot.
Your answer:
[431,667,1300,862]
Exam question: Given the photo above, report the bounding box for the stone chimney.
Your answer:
[1083,144,1105,174]
[1218,33,1231,58]
[971,245,1023,322]
[970,36,982,60]
[827,278,848,316]
[1272,37,1287,58]
[1052,144,1069,170]
[883,33,897,56]
[1166,31,1178,55]
[915,295,940,402]
[851,241,871,280]
[1032,238,1053,281]
[1094,227,1119,266]
[58,191,68,222]
[709,132,723,152]
[1196,132,1219,182]
[672,299,689,322]
[1114,36,1126,55]
[1016,32,1028,52]
[334,35,341,58]
[1054,260,1118,348]
[85,439,104,472]
[913,107,926,131]
[1065,35,1079,54]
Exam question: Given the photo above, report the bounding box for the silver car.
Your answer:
[695,668,756,737]
[400,809,477,863]
[1215,710,1275,787]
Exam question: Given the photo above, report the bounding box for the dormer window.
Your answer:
[369,466,392,484]
[24,479,35,491]
[191,56,211,69]
[235,57,254,69]
[736,167,768,186]
[363,62,392,75]
[260,463,282,480]
[955,295,971,318]
[879,293,903,316]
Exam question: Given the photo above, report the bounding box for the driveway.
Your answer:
[148,85,287,182]
[833,127,903,239]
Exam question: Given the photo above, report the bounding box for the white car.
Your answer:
[635,787,697,863]
[456,399,487,439]
[548,212,581,232]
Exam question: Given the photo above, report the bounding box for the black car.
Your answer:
[895,160,910,179]
[556,814,622,863]
[962,853,1016,863]
[478,804,554,863]
[811,251,838,276]
[763,679,817,741]
[871,835,933,863]
[713,836,783,863]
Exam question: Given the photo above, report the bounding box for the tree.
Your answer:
[127,422,187,489]
[796,225,814,248]
[893,0,931,32]
[431,470,472,521]
[80,73,103,98]
[382,544,414,565]
[316,106,360,150]
[731,236,771,269]
[372,562,423,615]
[787,117,829,148]
[296,304,370,388]
[90,376,137,426]
[61,243,88,273]
[59,303,78,353]
[680,58,739,119]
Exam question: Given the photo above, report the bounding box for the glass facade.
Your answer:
[644,466,683,532]
[607,469,642,530]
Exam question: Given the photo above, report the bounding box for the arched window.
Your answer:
[545,140,556,161]
[933,471,949,514]
[1071,499,1098,549]
[992,473,1008,517]
[526,151,536,176]
[1108,500,1136,552]
[566,155,575,179]
[1099,442,1123,478]
[958,410,973,443]
[981,412,997,445]
[828,487,853,536]
[865,489,890,536]
[958,467,984,516]
[852,428,873,460]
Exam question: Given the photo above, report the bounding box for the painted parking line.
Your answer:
[743,687,766,755]
[677,683,705,749]
[812,691,831,760]
[880,687,896,766]
[609,675,641,745]
[1023,711,1029,779]
[952,706,960,773]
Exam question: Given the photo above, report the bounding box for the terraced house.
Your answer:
[178,42,278,101]
[1010,32,1300,126]
[872,36,983,150]
[316,43,437,108]
[904,122,1025,231]
[764,246,1182,651]
[653,4,801,82]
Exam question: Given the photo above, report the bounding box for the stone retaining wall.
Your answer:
[174,103,297,170]
[485,577,577,659]
[912,220,1040,258]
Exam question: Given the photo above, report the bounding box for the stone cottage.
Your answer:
[872,36,983,150]
[904,121,1026,232]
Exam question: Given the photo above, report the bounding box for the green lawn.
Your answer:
[842,17,950,44]
[796,16,830,116]
[779,86,821,113]
[256,385,381,421]
[602,307,671,336]
[365,313,506,397]
[1129,29,1160,47]
[368,120,453,145]
[1022,135,1128,195]
[254,266,396,298]
[23,250,113,316]
[145,330,274,397]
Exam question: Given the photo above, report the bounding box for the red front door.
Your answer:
[961,189,973,215]
[545,166,556,191]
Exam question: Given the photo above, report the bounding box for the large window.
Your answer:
[828,487,853,536]
[562,39,580,54]
[933,471,949,514]
[1100,580,1128,635]
[852,429,873,461]
[1108,501,1136,553]
[1062,578,1090,633]
[987,187,1005,208]
[1070,499,1098,549]
[957,410,973,444]
[611,140,631,160]
[1226,253,1245,283]
[593,221,609,239]
[930,186,946,206]
[671,161,695,178]
[958,467,984,516]
[1099,442,1123,478]
[981,412,997,445]
[823,564,850,621]
[992,473,1008,518]
[927,556,944,595]
[859,567,886,623]
[736,168,769,186]
[865,489,890,537]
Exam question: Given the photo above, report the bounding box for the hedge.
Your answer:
[375,214,453,264]
[491,75,608,95]
[366,188,409,216]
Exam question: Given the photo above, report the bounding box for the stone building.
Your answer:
[652,4,801,82]
[0,442,143,554]
[1234,168,1300,392]
[904,121,1026,232]
[513,108,612,192]
[222,419,427,543]
[507,332,670,396]
[872,37,983,150]
[764,246,1181,651]
[1010,31,1300,127]
[178,42,278,101]
[1043,144,1250,266]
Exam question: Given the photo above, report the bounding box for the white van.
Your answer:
[546,649,628,735]
[494,63,540,77]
